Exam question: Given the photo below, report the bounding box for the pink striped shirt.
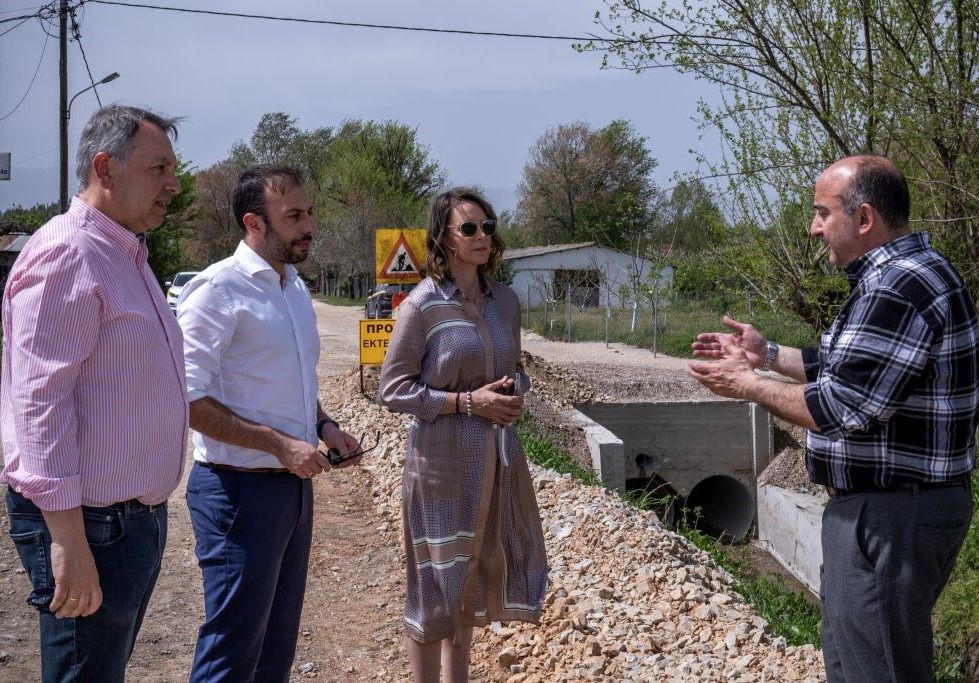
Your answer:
[1,197,188,510]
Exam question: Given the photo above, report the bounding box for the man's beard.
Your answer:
[263,228,311,265]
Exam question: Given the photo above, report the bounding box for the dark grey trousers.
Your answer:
[820,481,972,682]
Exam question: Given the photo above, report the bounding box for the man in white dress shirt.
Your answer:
[177,165,361,682]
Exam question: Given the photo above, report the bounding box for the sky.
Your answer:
[0,0,717,214]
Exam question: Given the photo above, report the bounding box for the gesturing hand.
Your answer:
[691,315,768,369]
[688,336,758,399]
[471,376,525,427]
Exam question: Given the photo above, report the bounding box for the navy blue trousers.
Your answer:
[186,463,313,683]
[6,487,167,683]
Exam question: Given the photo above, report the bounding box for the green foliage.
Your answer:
[932,471,979,680]
[652,179,726,253]
[313,119,444,278]
[524,291,816,357]
[191,114,445,279]
[0,202,58,234]
[585,0,979,321]
[146,160,198,287]
[517,415,599,486]
[516,119,658,249]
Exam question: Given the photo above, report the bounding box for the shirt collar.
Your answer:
[70,196,146,258]
[433,274,495,301]
[234,241,299,284]
[844,232,929,288]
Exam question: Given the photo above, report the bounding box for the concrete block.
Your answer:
[756,483,826,595]
[570,408,625,490]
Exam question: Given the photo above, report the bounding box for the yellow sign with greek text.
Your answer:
[359,319,395,365]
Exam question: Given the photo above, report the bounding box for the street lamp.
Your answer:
[60,72,121,211]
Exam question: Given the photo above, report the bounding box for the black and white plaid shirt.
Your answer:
[802,232,979,489]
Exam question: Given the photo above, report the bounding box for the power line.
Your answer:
[69,4,103,106]
[0,12,42,24]
[0,24,50,121]
[0,14,32,37]
[82,0,609,42]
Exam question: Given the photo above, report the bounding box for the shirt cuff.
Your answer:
[417,389,451,423]
[4,471,82,511]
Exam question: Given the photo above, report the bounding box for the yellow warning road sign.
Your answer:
[376,228,425,283]
[359,319,395,365]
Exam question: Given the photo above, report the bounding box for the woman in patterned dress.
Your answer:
[379,187,548,682]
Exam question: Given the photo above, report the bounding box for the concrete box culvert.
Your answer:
[572,400,773,542]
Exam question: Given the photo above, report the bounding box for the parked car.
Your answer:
[165,271,200,312]
[302,276,320,295]
[364,283,414,319]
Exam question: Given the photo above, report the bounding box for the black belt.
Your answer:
[105,499,167,514]
[197,461,290,475]
[826,473,971,497]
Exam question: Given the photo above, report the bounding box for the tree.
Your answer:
[651,179,725,253]
[0,202,58,234]
[516,120,658,249]
[186,160,241,269]
[312,120,445,279]
[586,0,979,329]
[146,160,198,286]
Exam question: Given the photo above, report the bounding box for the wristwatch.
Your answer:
[762,341,779,371]
[316,417,338,441]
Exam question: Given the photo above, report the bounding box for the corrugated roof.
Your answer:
[502,242,597,261]
[5,234,31,252]
[0,233,30,251]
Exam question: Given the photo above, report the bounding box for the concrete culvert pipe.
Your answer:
[682,475,755,543]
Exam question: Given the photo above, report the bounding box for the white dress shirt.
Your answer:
[178,241,320,469]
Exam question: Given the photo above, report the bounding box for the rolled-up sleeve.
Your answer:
[5,244,100,510]
[178,277,235,402]
[804,289,933,440]
[379,299,450,422]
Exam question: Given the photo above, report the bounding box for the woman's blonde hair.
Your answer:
[424,187,506,282]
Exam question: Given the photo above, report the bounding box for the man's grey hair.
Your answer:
[75,105,181,189]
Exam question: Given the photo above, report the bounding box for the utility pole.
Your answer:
[58,0,69,212]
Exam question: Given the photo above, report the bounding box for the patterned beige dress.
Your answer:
[379,276,548,643]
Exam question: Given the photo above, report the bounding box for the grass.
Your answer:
[524,294,817,357]
[932,471,979,680]
[517,415,599,486]
[313,293,364,308]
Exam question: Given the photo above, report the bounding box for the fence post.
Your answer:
[565,282,571,342]
[526,285,531,329]
[652,281,660,357]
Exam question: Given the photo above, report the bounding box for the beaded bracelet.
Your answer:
[466,391,473,417]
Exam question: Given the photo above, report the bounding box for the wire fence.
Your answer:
[521,274,816,357]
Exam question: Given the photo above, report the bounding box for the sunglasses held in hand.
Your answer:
[320,431,380,466]
[450,219,496,238]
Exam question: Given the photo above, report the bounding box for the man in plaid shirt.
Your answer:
[689,155,978,682]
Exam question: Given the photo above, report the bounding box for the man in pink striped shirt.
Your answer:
[1,105,188,682]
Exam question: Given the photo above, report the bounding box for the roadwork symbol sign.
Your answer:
[376,228,425,284]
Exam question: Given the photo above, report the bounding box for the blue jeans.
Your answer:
[6,488,168,683]
[187,462,313,683]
